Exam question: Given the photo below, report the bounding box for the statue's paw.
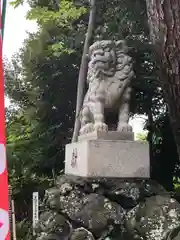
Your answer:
[93,122,108,132]
[117,123,132,132]
[80,123,94,135]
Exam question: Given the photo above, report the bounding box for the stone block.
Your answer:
[65,140,150,178]
[78,131,134,141]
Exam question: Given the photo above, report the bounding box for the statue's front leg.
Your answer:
[117,87,132,132]
[93,100,108,132]
[79,106,94,135]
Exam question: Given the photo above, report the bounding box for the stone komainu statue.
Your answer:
[79,40,134,135]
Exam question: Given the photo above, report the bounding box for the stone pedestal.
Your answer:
[78,131,134,141]
[65,132,150,178]
[36,175,180,240]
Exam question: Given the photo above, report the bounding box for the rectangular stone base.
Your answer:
[78,131,134,141]
[65,140,150,178]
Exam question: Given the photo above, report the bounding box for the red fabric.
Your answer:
[0,1,10,239]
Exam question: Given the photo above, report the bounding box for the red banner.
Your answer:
[0,0,10,239]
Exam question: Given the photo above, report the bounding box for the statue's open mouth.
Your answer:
[90,55,111,65]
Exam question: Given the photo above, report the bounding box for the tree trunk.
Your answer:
[72,0,96,143]
[146,0,180,158]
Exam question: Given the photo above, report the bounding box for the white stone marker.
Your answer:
[32,192,39,236]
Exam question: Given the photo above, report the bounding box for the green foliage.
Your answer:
[174,178,180,191]
[6,0,87,230]
[151,115,179,190]
[50,42,75,57]
[27,1,86,26]
[16,220,33,240]
[136,132,148,142]
[10,0,24,8]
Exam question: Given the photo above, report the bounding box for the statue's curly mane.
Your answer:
[86,40,133,101]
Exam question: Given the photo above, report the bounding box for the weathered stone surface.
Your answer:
[125,195,180,240]
[36,210,72,240]
[36,233,62,240]
[43,188,61,209]
[37,233,62,240]
[65,140,150,178]
[44,186,86,219]
[70,228,95,240]
[104,179,167,209]
[36,175,180,240]
[71,193,125,237]
[56,175,167,209]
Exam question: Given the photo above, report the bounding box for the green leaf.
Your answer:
[10,0,24,8]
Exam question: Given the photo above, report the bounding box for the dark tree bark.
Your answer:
[72,0,96,143]
[146,0,180,158]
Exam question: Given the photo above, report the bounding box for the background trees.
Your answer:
[146,0,180,160]
[5,0,180,238]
